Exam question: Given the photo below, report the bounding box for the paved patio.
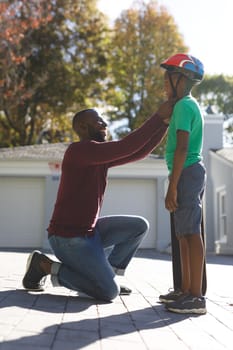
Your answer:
[0,249,232,349]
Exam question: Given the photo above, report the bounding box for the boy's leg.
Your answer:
[170,212,182,290]
[187,233,205,297]
[159,214,184,304]
[173,162,206,294]
[96,215,149,275]
[171,212,207,295]
[179,236,190,293]
[201,217,207,295]
[166,232,206,314]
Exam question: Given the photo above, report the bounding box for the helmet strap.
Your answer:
[168,73,175,97]
[168,73,183,99]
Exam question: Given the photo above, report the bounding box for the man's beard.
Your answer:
[88,125,105,142]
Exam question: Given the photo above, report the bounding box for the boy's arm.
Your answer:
[165,130,189,212]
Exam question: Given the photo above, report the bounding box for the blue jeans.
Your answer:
[49,215,149,301]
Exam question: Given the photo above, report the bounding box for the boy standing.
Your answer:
[159,54,207,314]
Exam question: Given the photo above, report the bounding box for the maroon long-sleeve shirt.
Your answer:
[47,113,167,238]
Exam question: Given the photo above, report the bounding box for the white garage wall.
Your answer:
[0,177,45,247]
[0,156,169,250]
[100,178,157,248]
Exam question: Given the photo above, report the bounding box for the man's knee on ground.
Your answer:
[137,216,149,237]
[95,281,120,302]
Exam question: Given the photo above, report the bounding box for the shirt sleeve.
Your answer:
[174,101,193,133]
[108,126,167,167]
[73,113,168,166]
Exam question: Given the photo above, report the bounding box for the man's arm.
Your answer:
[108,124,168,167]
[76,101,173,166]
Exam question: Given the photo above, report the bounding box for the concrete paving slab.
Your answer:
[0,249,232,350]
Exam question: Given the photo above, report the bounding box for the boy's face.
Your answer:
[163,71,188,99]
[164,71,173,99]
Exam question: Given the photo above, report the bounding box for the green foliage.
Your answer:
[0,0,53,146]
[193,74,233,114]
[106,0,187,155]
[0,0,110,147]
[0,0,232,150]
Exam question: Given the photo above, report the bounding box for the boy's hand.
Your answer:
[165,183,178,212]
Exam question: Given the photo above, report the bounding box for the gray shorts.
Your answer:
[173,162,206,237]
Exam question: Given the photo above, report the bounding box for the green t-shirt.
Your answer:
[165,95,203,174]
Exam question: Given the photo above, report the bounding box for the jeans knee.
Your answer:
[96,282,120,302]
[137,216,149,236]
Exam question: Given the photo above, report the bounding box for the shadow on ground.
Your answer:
[0,288,197,349]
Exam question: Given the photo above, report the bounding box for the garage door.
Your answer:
[100,178,156,248]
[0,177,45,248]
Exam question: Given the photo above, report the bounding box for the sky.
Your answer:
[98,0,233,76]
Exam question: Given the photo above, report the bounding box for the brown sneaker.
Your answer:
[22,250,52,291]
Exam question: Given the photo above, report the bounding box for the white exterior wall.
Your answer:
[0,176,45,247]
[0,160,52,248]
[209,151,233,254]
[203,115,224,251]
[101,159,171,249]
[0,157,171,251]
[0,113,229,254]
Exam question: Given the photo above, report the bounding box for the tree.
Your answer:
[0,0,53,146]
[193,74,233,147]
[62,0,111,108]
[0,0,110,147]
[193,74,233,115]
[106,0,187,154]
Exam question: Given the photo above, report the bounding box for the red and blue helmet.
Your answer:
[160,53,204,83]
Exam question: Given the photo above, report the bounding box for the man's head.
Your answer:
[72,109,108,142]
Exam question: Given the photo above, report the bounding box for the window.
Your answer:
[217,187,227,242]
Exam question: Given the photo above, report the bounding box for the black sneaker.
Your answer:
[159,289,183,303]
[22,250,50,291]
[166,294,207,314]
[119,285,132,295]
